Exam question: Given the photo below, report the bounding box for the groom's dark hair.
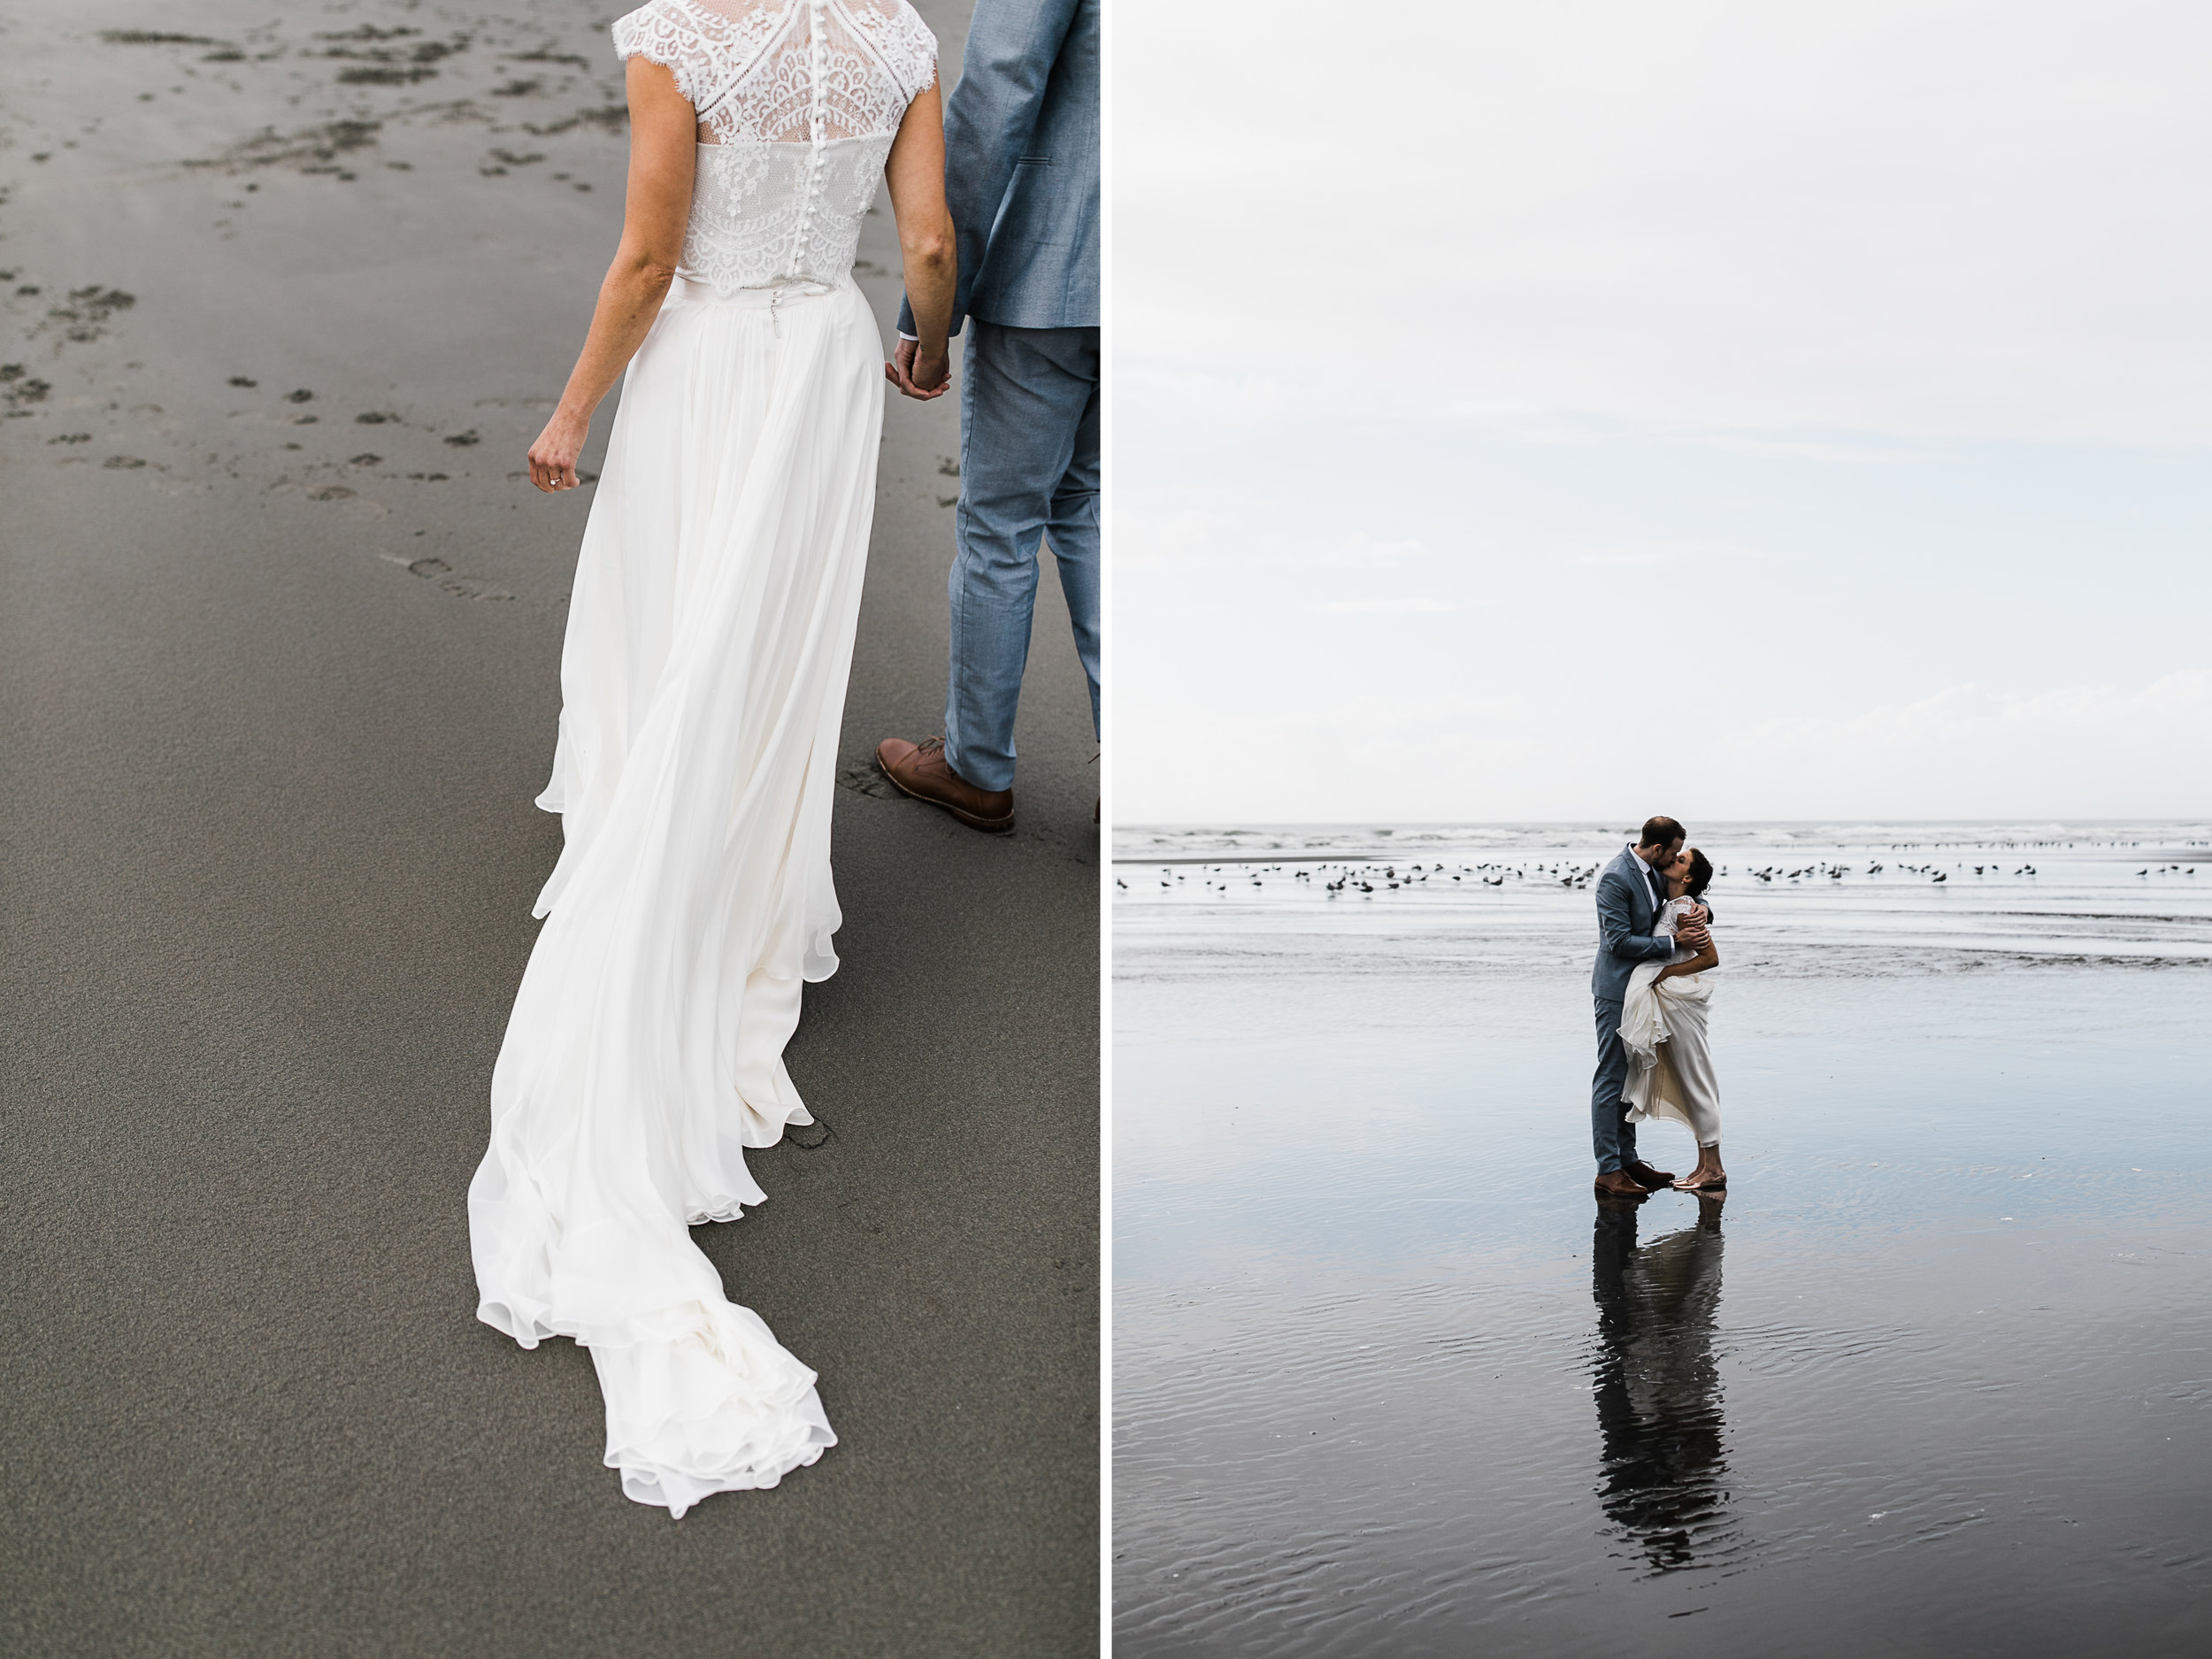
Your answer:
[1637,816,1686,850]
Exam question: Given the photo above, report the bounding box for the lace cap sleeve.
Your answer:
[891,3,940,97]
[611,0,711,107]
[850,0,937,99]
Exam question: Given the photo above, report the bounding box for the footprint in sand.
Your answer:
[522,106,626,138]
[396,554,514,602]
[2,365,54,408]
[508,47,592,73]
[336,65,441,86]
[188,119,381,180]
[46,288,135,343]
[835,763,906,802]
[97,29,221,45]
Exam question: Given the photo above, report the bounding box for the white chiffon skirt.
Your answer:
[1620,956,1722,1148]
[469,274,882,1516]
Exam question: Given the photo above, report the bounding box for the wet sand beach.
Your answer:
[1115,824,2212,1657]
[0,4,1096,1655]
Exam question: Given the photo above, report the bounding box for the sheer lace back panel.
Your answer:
[612,0,937,295]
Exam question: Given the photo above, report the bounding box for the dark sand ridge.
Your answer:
[0,3,1097,1655]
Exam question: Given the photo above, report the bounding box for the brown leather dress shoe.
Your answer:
[875,735,1013,832]
[1625,1160,1677,1189]
[1594,1169,1651,1198]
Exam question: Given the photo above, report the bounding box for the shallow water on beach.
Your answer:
[1113,823,2212,1657]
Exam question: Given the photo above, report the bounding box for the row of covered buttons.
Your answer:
[790,0,830,262]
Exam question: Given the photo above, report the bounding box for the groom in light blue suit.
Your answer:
[877,0,1100,833]
[1591,817,1711,1196]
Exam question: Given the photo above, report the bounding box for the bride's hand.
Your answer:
[528,409,590,493]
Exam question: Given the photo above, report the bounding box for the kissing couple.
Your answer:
[1590,817,1728,1198]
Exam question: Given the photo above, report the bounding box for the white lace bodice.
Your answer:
[1656,895,1712,965]
[612,0,937,296]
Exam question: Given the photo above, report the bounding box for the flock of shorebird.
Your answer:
[1107,849,2203,895]
[1110,859,1624,895]
[1739,860,2040,883]
[1110,858,1666,895]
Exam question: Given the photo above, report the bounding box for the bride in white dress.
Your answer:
[467,0,952,1517]
[1619,846,1728,1192]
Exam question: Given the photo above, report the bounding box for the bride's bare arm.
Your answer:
[883,84,956,400]
[526,58,697,494]
[1656,940,1719,981]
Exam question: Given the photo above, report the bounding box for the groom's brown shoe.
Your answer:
[876,735,1013,833]
[1594,1170,1652,1198]
[1625,1160,1677,1189]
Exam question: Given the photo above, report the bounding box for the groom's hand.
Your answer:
[886,338,951,401]
[910,342,950,394]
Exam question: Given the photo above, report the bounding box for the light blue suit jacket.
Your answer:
[898,0,1099,337]
[1591,847,1709,1003]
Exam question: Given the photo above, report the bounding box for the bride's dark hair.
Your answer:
[1685,848,1713,899]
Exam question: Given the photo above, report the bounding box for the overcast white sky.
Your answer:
[1110,0,2212,823]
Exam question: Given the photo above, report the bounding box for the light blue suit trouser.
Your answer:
[942,320,1101,795]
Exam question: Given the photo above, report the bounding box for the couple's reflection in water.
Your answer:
[1589,1190,1740,1574]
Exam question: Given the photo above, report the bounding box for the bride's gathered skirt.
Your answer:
[1620,957,1721,1148]
[469,275,881,1516]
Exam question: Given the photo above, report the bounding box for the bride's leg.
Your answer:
[1666,1000,1723,1188]
[1675,1140,1725,1190]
